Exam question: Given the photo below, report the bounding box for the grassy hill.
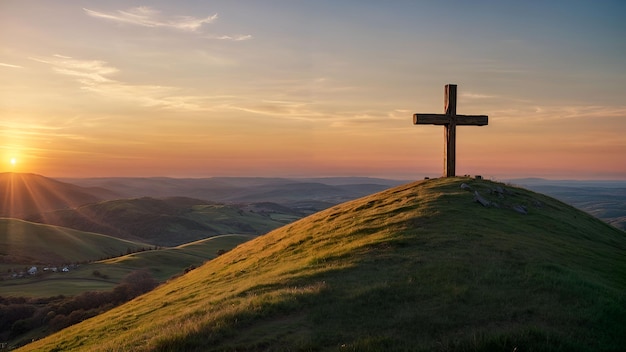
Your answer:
[0,218,148,265]
[516,183,626,231]
[28,197,297,246]
[0,234,252,298]
[94,234,254,282]
[21,178,626,351]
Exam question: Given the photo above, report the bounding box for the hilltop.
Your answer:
[22,178,626,351]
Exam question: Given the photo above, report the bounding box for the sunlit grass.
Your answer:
[21,178,626,351]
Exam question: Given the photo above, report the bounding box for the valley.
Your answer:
[1,173,405,298]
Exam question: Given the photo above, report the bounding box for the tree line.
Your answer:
[0,269,158,348]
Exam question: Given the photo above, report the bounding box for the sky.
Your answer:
[1,1,625,180]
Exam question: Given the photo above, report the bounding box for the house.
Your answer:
[62,267,70,272]
[28,266,37,275]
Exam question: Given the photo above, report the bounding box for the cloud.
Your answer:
[30,55,210,111]
[461,92,496,99]
[230,100,322,120]
[84,6,217,32]
[210,34,253,41]
[30,56,117,83]
[488,102,626,125]
[0,62,23,69]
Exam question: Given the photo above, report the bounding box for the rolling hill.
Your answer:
[0,234,252,298]
[94,234,254,282]
[0,173,104,218]
[0,218,148,265]
[59,176,405,205]
[27,197,300,246]
[21,178,626,351]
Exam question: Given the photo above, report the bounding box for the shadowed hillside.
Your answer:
[21,178,626,351]
[0,173,103,218]
[512,180,626,231]
[27,197,301,246]
[0,218,147,265]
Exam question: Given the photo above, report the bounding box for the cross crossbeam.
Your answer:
[413,84,488,177]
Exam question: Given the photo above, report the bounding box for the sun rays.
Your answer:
[0,173,94,220]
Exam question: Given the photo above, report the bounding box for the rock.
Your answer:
[512,205,528,215]
[474,191,490,207]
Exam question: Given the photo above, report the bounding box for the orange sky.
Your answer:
[1,1,625,179]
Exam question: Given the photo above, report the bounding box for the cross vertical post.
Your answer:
[444,84,457,177]
[413,84,488,177]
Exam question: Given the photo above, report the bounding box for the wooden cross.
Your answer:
[413,84,488,177]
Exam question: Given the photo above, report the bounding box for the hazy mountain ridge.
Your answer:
[59,176,406,204]
[21,178,626,351]
[0,173,103,218]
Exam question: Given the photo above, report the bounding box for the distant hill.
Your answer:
[0,173,103,218]
[23,178,626,351]
[0,218,147,265]
[59,176,405,205]
[96,234,254,282]
[0,234,252,298]
[27,197,301,246]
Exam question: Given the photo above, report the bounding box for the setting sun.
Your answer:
[10,158,17,166]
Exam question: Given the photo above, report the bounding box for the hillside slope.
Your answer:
[0,218,147,265]
[27,197,298,246]
[22,178,626,351]
[0,173,102,218]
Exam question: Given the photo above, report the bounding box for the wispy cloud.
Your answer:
[0,62,23,69]
[461,92,496,99]
[83,6,252,40]
[210,34,253,41]
[30,55,117,83]
[84,6,217,31]
[489,102,626,124]
[230,100,322,121]
[30,55,210,111]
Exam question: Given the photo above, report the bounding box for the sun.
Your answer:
[10,157,17,166]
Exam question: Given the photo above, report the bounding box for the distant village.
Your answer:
[2,264,78,281]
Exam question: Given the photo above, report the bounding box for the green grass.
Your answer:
[29,198,293,246]
[20,178,626,351]
[0,235,251,298]
[0,218,148,264]
[95,234,253,281]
